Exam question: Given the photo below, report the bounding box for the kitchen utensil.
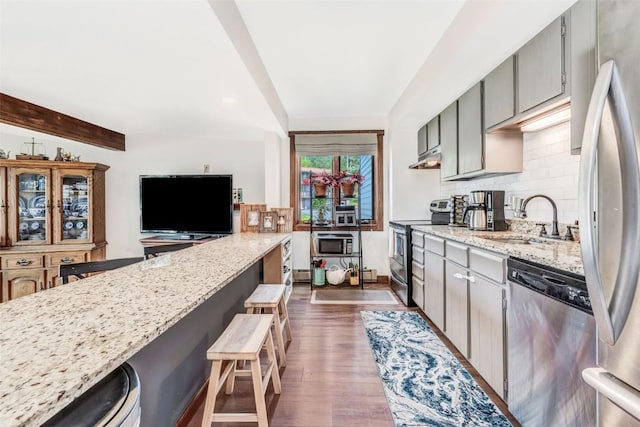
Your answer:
[326,265,350,285]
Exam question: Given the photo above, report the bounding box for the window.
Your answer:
[289,130,384,231]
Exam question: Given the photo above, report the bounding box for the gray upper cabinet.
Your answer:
[427,116,440,150]
[417,124,427,156]
[457,82,484,176]
[570,0,596,153]
[484,55,515,130]
[518,16,566,113]
[440,101,458,179]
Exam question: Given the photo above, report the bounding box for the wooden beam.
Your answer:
[0,93,125,151]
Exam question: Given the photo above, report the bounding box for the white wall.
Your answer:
[388,128,441,220]
[440,121,579,224]
[0,126,269,258]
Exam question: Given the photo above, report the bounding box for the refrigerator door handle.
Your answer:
[583,367,640,421]
[578,59,640,345]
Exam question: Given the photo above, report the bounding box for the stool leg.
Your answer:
[265,330,282,394]
[250,358,269,427]
[270,308,286,368]
[224,359,237,394]
[279,298,292,342]
[201,360,223,427]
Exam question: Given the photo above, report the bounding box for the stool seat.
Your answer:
[244,284,285,307]
[202,313,281,427]
[244,284,292,368]
[207,314,274,361]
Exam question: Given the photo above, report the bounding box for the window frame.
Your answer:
[289,129,384,232]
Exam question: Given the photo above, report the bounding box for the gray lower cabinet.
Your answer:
[424,250,445,331]
[484,55,515,130]
[445,259,469,357]
[412,245,425,310]
[457,82,484,176]
[468,247,507,399]
[444,240,470,357]
[440,237,507,400]
[518,15,566,113]
[439,101,458,179]
[423,234,445,331]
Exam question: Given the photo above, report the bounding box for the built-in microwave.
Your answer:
[315,232,353,255]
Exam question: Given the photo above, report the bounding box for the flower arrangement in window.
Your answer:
[302,171,339,187]
[337,171,365,185]
[336,171,364,197]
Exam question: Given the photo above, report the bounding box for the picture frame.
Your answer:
[240,203,266,232]
[259,210,278,232]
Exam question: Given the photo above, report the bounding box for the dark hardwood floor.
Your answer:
[185,282,521,427]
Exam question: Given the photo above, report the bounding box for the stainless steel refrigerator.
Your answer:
[579,1,640,425]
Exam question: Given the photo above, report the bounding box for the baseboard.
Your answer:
[174,380,208,427]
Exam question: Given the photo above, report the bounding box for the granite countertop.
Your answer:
[411,225,584,276]
[0,233,290,427]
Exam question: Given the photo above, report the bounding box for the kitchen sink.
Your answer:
[481,235,572,245]
[486,237,532,245]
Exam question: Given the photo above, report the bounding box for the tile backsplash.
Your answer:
[440,121,580,224]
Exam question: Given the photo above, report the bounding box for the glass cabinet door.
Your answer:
[55,170,91,243]
[0,167,7,247]
[13,168,51,245]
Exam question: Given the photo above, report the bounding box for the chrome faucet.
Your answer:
[520,194,561,238]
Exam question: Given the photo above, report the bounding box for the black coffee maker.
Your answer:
[464,190,507,231]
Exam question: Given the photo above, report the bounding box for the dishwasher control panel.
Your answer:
[508,257,592,314]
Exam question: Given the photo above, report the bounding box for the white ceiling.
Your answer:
[0,0,577,146]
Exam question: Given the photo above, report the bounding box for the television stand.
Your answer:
[140,234,224,245]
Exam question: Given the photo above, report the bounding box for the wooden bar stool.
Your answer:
[201,314,281,427]
[244,284,292,368]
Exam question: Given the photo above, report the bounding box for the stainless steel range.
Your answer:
[389,220,431,306]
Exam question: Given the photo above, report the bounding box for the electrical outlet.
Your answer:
[203,164,210,174]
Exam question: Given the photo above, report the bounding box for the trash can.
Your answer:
[42,362,141,427]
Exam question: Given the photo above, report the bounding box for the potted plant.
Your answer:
[312,198,329,225]
[337,171,364,197]
[303,171,338,197]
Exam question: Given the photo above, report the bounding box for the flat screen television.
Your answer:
[140,174,233,237]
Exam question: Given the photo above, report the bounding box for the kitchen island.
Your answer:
[0,232,291,427]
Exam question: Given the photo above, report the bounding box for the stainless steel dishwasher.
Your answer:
[507,257,596,427]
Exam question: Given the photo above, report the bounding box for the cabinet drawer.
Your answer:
[3,254,44,270]
[446,241,468,267]
[412,260,424,281]
[412,246,424,265]
[47,251,88,267]
[469,249,506,284]
[411,231,425,248]
[424,234,445,256]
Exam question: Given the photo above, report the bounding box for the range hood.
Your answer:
[409,146,441,169]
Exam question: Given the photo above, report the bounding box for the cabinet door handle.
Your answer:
[16,259,33,266]
[60,257,74,264]
[453,272,476,283]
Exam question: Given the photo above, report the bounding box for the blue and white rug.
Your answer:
[361,310,512,427]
